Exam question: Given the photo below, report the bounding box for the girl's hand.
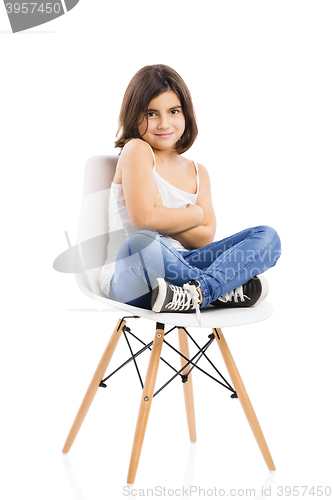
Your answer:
[185,203,204,225]
[120,185,126,205]
[154,189,164,207]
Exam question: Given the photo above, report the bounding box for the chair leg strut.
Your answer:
[178,327,197,443]
[127,323,165,484]
[212,328,276,471]
[62,317,125,454]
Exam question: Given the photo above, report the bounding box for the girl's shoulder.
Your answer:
[122,138,153,156]
[180,157,209,178]
[196,162,209,175]
[118,139,155,172]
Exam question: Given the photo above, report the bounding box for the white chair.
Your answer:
[56,156,276,484]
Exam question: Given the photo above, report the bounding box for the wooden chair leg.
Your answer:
[62,317,125,453]
[178,327,196,443]
[127,323,165,484]
[213,327,276,471]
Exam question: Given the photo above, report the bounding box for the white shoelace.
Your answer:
[218,284,250,303]
[165,283,202,325]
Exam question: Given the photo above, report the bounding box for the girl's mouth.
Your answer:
[155,133,174,139]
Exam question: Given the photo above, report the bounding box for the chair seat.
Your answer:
[89,291,274,328]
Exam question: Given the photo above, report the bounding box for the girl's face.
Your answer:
[138,90,186,152]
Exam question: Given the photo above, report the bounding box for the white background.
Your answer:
[1,1,332,498]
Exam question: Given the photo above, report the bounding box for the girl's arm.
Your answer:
[120,139,204,233]
[171,163,216,249]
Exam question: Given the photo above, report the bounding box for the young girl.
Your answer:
[99,64,281,322]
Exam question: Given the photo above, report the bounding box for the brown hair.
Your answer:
[115,64,198,154]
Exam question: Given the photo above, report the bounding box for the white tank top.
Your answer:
[99,140,200,297]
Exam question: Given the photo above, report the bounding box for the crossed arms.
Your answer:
[119,139,216,250]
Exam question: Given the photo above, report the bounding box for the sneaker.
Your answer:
[210,275,268,308]
[151,278,202,323]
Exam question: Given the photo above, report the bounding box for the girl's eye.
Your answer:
[147,112,156,117]
[170,109,179,115]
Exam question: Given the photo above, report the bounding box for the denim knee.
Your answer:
[264,225,280,247]
[124,230,167,278]
[127,230,160,255]
[254,225,276,237]
[256,225,281,265]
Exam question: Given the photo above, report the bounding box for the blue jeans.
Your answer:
[108,225,281,309]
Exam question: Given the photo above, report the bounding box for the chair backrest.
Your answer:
[75,156,118,300]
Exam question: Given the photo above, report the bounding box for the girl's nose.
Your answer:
[157,114,169,129]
